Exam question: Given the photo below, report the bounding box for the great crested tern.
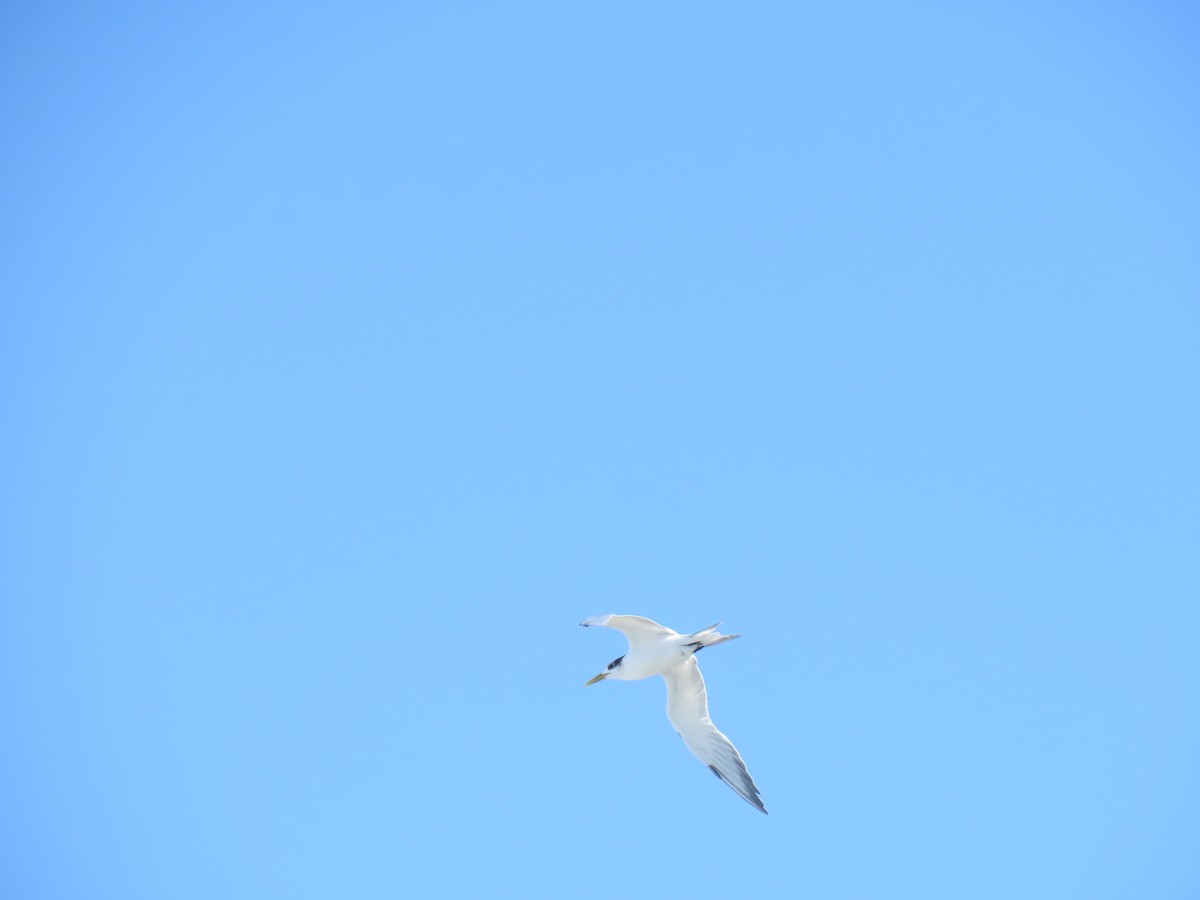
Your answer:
[581,614,767,814]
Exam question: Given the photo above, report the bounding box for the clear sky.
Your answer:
[2,3,1198,898]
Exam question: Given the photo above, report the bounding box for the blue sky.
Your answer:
[2,3,1198,898]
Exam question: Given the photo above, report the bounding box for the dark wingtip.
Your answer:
[709,765,768,814]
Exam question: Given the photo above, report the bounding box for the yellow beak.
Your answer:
[584,673,608,686]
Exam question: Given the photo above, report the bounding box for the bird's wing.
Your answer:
[579,614,677,650]
[662,657,766,813]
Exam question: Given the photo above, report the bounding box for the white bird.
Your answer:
[581,614,767,814]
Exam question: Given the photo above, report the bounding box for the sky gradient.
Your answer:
[2,3,1198,898]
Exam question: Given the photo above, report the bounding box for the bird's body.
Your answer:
[581,614,767,814]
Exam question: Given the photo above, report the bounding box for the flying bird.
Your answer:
[581,614,766,814]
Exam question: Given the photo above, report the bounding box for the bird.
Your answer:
[580,614,767,814]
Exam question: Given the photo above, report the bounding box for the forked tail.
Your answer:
[686,622,741,651]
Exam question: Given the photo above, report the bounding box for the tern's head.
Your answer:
[585,655,625,686]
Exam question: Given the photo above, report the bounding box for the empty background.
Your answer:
[2,3,1198,898]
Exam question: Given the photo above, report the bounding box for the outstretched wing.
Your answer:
[579,614,677,651]
[662,657,766,813]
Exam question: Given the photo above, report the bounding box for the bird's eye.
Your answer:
[608,656,624,670]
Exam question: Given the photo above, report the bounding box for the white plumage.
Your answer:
[580,614,766,814]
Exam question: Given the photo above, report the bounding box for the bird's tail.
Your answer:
[687,622,741,649]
